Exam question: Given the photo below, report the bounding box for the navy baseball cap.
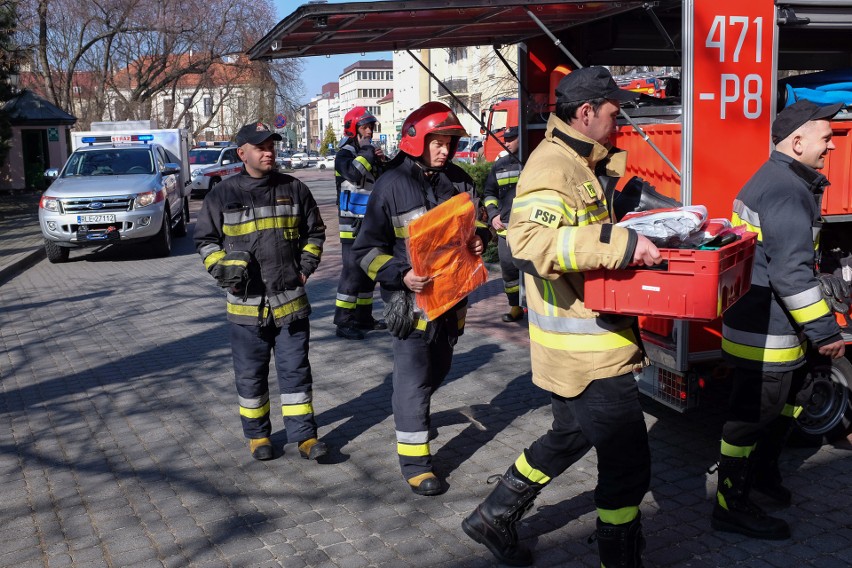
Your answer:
[236,122,282,146]
[771,100,843,143]
[503,126,519,140]
[555,66,639,104]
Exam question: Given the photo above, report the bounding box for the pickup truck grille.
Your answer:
[60,196,134,214]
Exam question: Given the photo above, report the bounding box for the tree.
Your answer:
[0,0,18,169]
[319,124,336,156]
[15,0,303,134]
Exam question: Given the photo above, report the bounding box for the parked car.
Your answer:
[276,150,294,169]
[455,139,483,163]
[318,153,336,170]
[290,152,309,168]
[187,145,242,197]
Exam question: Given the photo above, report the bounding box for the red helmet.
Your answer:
[399,102,468,158]
[343,106,378,138]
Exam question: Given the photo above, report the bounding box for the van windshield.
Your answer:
[62,148,154,177]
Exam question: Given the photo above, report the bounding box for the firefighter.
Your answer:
[462,67,662,567]
[334,106,387,340]
[713,100,847,540]
[351,101,491,496]
[195,121,329,463]
[482,126,524,321]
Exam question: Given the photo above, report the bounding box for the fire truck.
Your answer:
[249,0,852,442]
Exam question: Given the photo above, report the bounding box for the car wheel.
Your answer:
[150,209,173,257]
[208,177,220,194]
[792,356,852,444]
[319,163,326,170]
[173,197,189,237]
[44,239,69,263]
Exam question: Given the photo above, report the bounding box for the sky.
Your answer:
[272,0,393,104]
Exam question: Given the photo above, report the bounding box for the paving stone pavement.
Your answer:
[1,169,851,567]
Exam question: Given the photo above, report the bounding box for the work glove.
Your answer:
[818,273,851,314]
[209,251,251,290]
[383,290,415,340]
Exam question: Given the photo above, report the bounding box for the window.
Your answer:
[163,98,174,118]
[237,96,246,114]
[203,97,213,117]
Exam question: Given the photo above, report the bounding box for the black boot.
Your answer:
[751,419,793,506]
[461,466,543,567]
[596,511,645,568]
[711,456,790,540]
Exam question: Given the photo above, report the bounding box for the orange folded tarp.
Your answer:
[407,192,488,320]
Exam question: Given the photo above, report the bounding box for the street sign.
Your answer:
[274,114,287,129]
[379,134,387,143]
[47,127,59,142]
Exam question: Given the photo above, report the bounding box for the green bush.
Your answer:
[456,160,492,197]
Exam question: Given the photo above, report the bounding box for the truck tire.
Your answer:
[150,209,172,257]
[793,356,852,444]
[173,197,189,237]
[44,239,69,263]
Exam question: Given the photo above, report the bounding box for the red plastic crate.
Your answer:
[584,233,757,321]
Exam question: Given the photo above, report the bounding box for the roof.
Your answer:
[247,0,647,60]
[1,90,77,126]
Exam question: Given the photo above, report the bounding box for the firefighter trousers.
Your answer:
[522,373,651,514]
[497,235,520,307]
[721,365,809,450]
[391,324,455,480]
[334,236,378,328]
[229,317,317,443]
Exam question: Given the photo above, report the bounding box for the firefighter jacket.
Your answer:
[483,150,522,237]
[335,137,382,241]
[351,153,491,337]
[508,114,645,398]
[722,151,842,371]
[195,168,326,327]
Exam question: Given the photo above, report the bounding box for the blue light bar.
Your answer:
[137,134,154,142]
[81,137,97,143]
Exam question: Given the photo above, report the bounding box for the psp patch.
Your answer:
[529,206,561,228]
[582,181,597,199]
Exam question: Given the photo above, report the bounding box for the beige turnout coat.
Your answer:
[508,114,646,397]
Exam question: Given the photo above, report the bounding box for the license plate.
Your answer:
[77,214,116,223]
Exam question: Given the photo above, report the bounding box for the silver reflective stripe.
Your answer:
[281,392,312,405]
[339,217,358,228]
[781,285,823,310]
[497,170,520,180]
[239,392,269,409]
[396,430,429,444]
[392,207,427,230]
[226,292,264,305]
[337,293,357,302]
[340,143,356,153]
[733,200,760,227]
[340,179,372,196]
[813,226,820,242]
[722,324,804,348]
[358,292,373,299]
[360,247,386,274]
[223,204,299,224]
[268,288,307,306]
[199,243,221,258]
[528,310,634,334]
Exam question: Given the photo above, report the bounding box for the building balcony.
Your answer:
[438,77,468,98]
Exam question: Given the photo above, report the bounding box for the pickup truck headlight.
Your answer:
[135,190,165,208]
[39,195,60,212]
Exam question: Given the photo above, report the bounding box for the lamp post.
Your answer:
[8,70,19,94]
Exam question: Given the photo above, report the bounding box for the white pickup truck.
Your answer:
[39,122,191,263]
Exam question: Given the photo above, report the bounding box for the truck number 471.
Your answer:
[704,15,765,120]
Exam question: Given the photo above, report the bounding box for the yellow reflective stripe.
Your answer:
[204,250,226,270]
[597,506,639,525]
[721,440,754,458]
[514,452,551,484]
[303,243,321,257]
[224,216,299,236]
[394,226,408,239]
[336,299,356,309]
[576,204,609,226]
[505,284,520,294]
[367,254,392,280]
[457,317,465,330]
[721,338,806,363]
[557,226,578,272]
[731,213,762,241]
[271,296,309,319]
[356,297,373,306]
[497,176,519,185]
[415,318,428,331]
[512,194,576,224]
[789,299,831,324]
[281,403,313,417]
[528,324,636,351]
[228,303,265,317]
[340,231,355,240]
[541,280,557,317]
[484,197,499,207]
[240,400,271,419]
[354,155,373,172]
[397,442,430,457]
[781,404,796,418]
